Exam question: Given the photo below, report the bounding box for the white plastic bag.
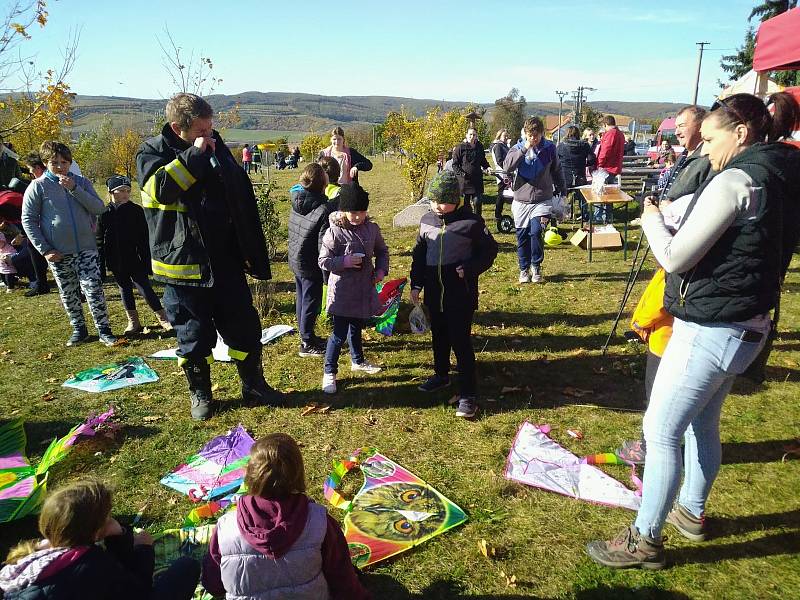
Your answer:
[409,304,430,334]
[591,169,609,195]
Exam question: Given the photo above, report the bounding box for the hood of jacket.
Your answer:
[328,209,372,229]
[0,546,89,593]
[236,494,310,560]
[290,184,328,216]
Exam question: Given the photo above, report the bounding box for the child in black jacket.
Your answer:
[96,176,171,334]
[0,479,199,599]
[410,171,498,418]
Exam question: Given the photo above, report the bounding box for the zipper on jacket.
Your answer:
[438,221,445,312]
[65,186,81,254]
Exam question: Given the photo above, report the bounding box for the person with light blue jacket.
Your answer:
[21,141,117,346]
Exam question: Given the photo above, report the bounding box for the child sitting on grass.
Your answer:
[21,141,118,346]
[201,433,371,599]
[411,171,498,418]
[288,163,337,357]
[97,175,172,334]
[318,183,389,394]
[0,479,200,599]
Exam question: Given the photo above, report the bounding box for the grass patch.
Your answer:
[1,160,798,598]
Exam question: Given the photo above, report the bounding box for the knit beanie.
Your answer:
[427,171,461,204]
[106,175,131,192]
[338,183,370,211]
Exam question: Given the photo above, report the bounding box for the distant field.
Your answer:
[221,128,306,143]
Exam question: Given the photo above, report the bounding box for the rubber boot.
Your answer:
[182,361,213,420]
[124,309,143,334]
[235,347,284,406]
[155,309,173,331]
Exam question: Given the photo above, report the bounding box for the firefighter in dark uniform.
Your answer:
[136,93,282,420]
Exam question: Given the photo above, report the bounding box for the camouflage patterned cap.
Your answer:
[427,171,461,204]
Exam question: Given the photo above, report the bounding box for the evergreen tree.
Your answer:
[490,89,527,138]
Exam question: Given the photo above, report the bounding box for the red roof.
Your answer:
[753,8,800,72]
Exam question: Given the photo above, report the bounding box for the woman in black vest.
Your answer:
[587,92,800,570]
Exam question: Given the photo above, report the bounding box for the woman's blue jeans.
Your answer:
[634,318,766,539]
[515,217,544,271]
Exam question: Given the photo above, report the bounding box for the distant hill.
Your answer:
[70,92,693,137]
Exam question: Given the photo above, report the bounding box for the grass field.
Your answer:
[0,160,798,599]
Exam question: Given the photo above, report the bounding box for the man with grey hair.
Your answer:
[137,93,282,420]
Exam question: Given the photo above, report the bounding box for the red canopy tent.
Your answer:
[753,8,800,72]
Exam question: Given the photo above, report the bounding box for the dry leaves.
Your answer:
[42,352,54,360]
[143,415,163,423]
[45,377,59,384]
[567,429,584,440]
[300,404,332,416]
[478,539,496,559]
[211,383,220,393]
[41,391,56,402]
[363,412,378,426]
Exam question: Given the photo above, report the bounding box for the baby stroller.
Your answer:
[493,169,515,234]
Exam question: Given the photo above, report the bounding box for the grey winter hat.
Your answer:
[427,171,461,204]
[338,183,370,211]
[106,175,131,192]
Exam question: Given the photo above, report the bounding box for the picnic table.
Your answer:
[579,186,633,262]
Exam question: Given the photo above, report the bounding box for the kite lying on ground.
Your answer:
[161,425,254,503]
[62,357,158,392]
[0,408,115,523]
[371,278,407,336]
[504,421,641,511]
[324,447,467,568]
[150,325,294,362]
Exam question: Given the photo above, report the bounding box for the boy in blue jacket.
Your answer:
[410,171,498,418]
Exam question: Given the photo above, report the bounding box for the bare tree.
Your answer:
[157,26,221,96]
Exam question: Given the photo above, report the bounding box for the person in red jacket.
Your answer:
[595,115,625,224]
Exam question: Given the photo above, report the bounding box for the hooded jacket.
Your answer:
[287,184,336,281]
[556,139,596,188]
[136,124,271,287]
[21,174,106,257]
[201,494,370,600]
[503,139,566,204]
[0,528,156,600]
[319,212,389,319]
[410,203,498,312]
[663,142,800,322]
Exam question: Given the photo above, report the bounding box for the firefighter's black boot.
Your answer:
[182,360,213,420]
[235,347,284,406]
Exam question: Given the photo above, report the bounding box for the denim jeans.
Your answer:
[115,271,163,311]
[324,315,365,374]
[295,275,323,344]
[515,217,544,271]
[593,174,618,224]
[634,318,766,539]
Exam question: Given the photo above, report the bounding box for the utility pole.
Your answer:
[555,90,568,143]
[574,86,596,129]
[692,42,710,105]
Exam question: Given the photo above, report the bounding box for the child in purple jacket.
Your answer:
[318,183,389,394]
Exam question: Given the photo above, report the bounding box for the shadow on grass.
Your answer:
[362,574,552,599]
[574,586,691,600]
[711,509,800,537]
[669,531,800,566]
[721,439,800,464]
[474,311,620,329]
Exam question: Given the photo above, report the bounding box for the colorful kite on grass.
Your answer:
[161,425,254,503]
[62,357,158,392]
[324,447,467,568]
[150,325,294,362]
[0,408,115,523]
[371,278,407,336]
[504,421,641,511]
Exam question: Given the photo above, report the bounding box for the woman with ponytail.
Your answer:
[587,92,800,570]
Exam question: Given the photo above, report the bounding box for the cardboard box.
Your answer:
[570,228,623,250]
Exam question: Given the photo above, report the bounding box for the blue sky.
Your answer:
[14,0,759,105]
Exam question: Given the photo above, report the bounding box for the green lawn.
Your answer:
[1,160,798,599]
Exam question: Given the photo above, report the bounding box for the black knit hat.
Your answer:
[106,175,131,192]
[337,183,370,211]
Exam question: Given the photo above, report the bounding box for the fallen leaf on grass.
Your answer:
[143,415,163,423]
[42,352,54,360]
[500,570,517,588]
[45,377,59,384]
[211,383,220,393]
[111,338,128,347]
[1,349,11,355]
[41,391,56,402]
[364,413,378,426]
[170,371,183,376]
[478,539,496,559]
[562,387,592,398]
[137,393,152,400]
[301,404,332,416]
[567,429,584,440]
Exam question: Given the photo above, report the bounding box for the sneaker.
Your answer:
[298,342,325,357]
[455,397,478,418]
[418,374,451,392]
[66,327,89,347]
[615,439,646,465]
[518,270,531,284]
[351,360,381,374]
[322,373,337,394]
[530,265,544,283]
[98,329,118,347]
[666,504,707,542]
[586,525,666,570]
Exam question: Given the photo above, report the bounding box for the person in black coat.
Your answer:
[489,129,511,221]
[557,126,596,222]
[452,127,490,215]
[288,162,337,357]
[0,479,199,600]
[96,176,172,334]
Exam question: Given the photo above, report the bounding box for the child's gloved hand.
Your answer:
[410,288,421,305]
[373,269,385,285]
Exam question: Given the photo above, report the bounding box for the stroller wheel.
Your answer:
[497,215,514,234]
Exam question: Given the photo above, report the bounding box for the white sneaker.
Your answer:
[518,270,531,284]
[530,266,544,283]
[351,360,382,374]
[322,373,337,394]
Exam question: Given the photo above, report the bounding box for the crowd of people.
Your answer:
[0,89,798,596]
